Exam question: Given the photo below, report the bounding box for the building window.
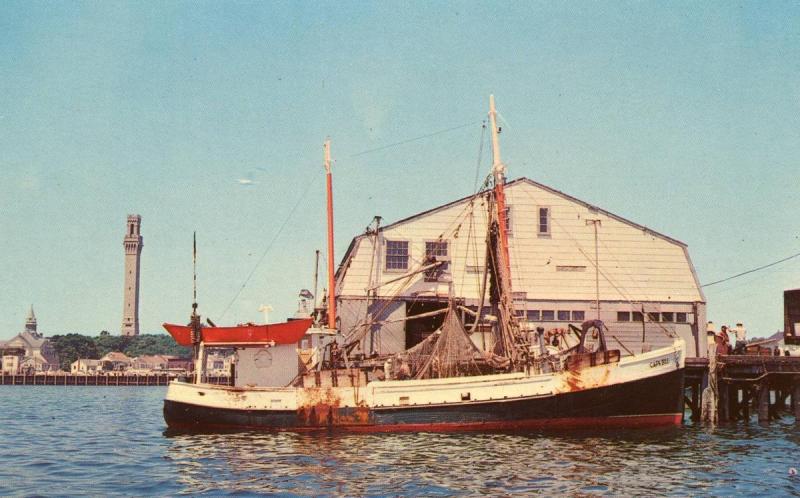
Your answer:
[632,311,644,322]
[538,207,550,235]
[557,310,570,321]
[541,310,555,321]
[465,265,484,273]
[647,312,660,322]
[572,310,585,321]
[385,240,409,271]
[527,310,540,321]
[514,309,525,319]
[617,312,630,322]
[661,312,674,322]
[504,206,513,236]
[676,312,688,323]
[424,241,448,281]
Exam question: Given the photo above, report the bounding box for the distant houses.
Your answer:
[67,353,201,375]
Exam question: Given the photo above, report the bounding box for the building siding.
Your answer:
[336,178,706,357]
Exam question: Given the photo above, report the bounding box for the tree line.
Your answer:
[49,332,191,371]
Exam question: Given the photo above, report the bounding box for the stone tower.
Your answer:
[121,215,143,336]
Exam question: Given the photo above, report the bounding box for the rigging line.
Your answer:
[473,121,487,192]
[218,174,320,321]
[349,121,482,158]
[701,251,800,288]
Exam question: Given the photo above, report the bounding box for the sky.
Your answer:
[1,1,799,340]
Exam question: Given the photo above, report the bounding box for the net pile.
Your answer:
[404,308,485,379]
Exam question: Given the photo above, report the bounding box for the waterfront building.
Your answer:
[130,354,172,372]
[121,214,143,336]
[0,306,59,373]
[99,351,132,371]
[335,178,707,358]
[71,359,103,374]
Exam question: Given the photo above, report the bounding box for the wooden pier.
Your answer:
[684,355,800,422]
[0,373,230,386]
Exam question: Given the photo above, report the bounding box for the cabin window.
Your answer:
[632,311,644,322]
[527,310,540,321]
[676,312,688,323]
[557,310,570,321]
[617,312,630,322]
[424,240,449,281]
[538,207,550,235]
[572,310,585,321]
[541,310,555,321]
[661,312,674,322]
[385,240,409,271]
[647,312,660,322]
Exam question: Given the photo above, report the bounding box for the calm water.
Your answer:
[1,387,799,496]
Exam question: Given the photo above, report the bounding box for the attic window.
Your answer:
[385,240,409,271]
[538,207,550,235]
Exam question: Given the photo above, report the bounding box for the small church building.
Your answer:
[0,306,60,373]
[335,178,707,359]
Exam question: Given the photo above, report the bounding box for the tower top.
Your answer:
[125,214,143,243]
[25,304,37,333]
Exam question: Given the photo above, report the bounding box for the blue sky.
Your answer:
[1,1,798,340]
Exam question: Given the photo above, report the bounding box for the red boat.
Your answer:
[163,318,313,346]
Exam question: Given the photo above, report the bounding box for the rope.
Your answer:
[349,121,481,158]
[701,251,800,288]
[473,121,487,192]
[218,174,319,321]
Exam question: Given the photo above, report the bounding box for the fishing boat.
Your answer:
[163,96,685,432]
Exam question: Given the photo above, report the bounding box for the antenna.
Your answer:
[192,231,198,312]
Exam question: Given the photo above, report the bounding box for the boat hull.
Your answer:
[163,367,684,432]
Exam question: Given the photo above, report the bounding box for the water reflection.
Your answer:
[2,387,799,496]
[163,426,722,496]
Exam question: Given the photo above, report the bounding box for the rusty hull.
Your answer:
[296,369,371,427]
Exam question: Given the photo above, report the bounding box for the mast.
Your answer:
[489,95,511,281]
[313,249,320,311]
[324,139,337,330]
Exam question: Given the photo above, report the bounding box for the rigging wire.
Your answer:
[349,121,481,158]
[473,121,488,192]
[217,174,320,321]
[701,251,800,288]
[219,120,485,322]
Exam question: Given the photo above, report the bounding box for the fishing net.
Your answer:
[402,307,485,379]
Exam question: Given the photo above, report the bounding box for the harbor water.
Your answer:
[1,387,799,496]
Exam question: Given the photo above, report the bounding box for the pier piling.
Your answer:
[686,355,800,424]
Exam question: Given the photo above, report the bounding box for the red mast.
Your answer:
[324,139,336,330]
[489,95,511,281]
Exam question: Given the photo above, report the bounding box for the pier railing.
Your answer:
[0,372,230,386]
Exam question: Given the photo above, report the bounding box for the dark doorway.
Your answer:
[405,301,448,349]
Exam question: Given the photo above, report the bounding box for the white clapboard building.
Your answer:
[335,178,706,358]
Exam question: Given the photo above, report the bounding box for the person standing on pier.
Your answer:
[718,326,731,355]
[734,323,747,354]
